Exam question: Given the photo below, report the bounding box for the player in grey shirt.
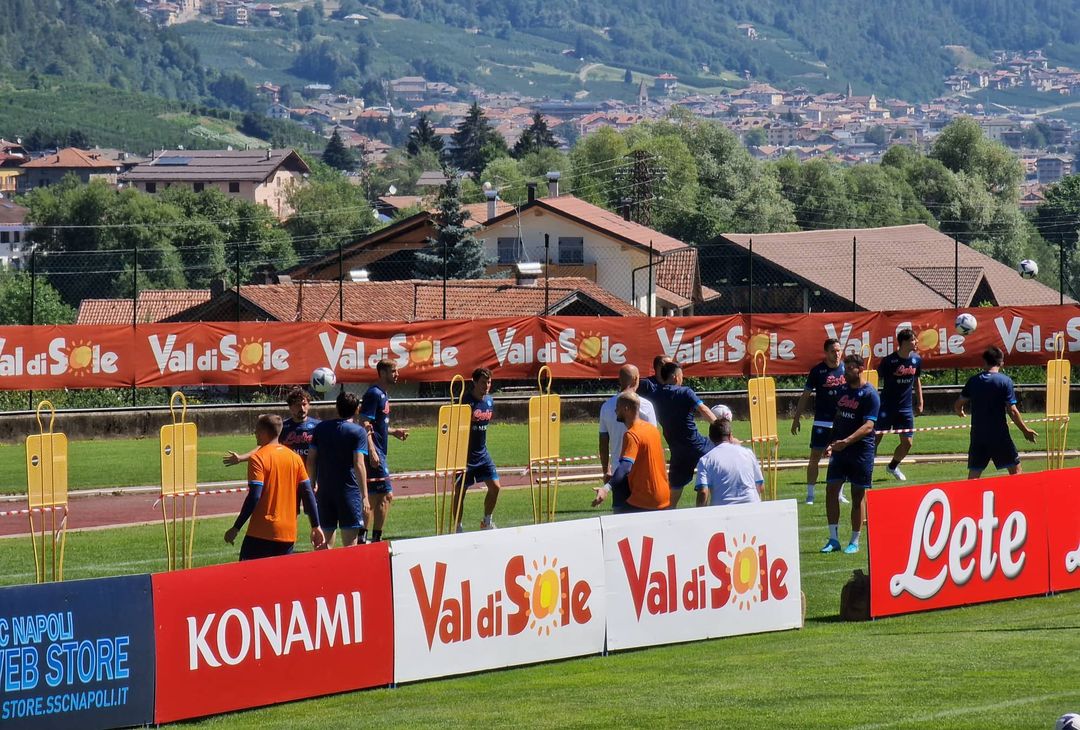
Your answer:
[694,419,763,506]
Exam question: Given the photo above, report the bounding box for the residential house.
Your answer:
[653,74,678,95]
[1037,155,1072,184]
[715,224,1067,313]
[267,102,291,120]
[743,83,784,107]
[0,201,30,270]
[0,140,28,196]
[391,77,428,103]
[121,149,311,220]
[18,148,121,192]
[77,290,213,325]
[222,3,248,25]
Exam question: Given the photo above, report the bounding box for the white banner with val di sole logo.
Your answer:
[601,501,803,651]
[391,519,607,683]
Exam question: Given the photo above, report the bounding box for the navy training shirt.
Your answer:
[804,361,846,423]
[878,352,922,414]
[280,416,318,458]
[961,371,1017,441]
[464,391,494,465]
[652,384,711,459]
[311,418,368,494]
[831,383,880,458]
[360,384,391,455]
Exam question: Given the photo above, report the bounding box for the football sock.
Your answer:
[372,530,382,542]
[850,530,861,546]
[358,528,368,544]
[482,514,493,526]
[888,459,900,470]
[828,524,839,542]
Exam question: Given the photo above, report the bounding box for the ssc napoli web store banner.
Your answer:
[1046,474,1080,593]
[4,304,1080,389]
[601,502,802,651]
[391,519,606,683]
[0,575,155,730]
[866,472,1051,618]
[151,544,394,724]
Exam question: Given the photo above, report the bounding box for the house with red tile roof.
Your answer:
[77,290,212,325]
[18,148,121,192]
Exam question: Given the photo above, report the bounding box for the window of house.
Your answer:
[229,182,240,193]
[497,237,522,264]
[145,182,157,194]
[193,182,205,192]
[558,237,584,264]
[0,232,8,244]
[13,231,19,243]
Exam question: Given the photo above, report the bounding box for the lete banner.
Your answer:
[866,472,1052,618]
[391,519,606,683]
[0,575,156,730]
[3,305,1080,389]
[601,501,802,651]
[151,544,393,724]
[1046,474,1080,593]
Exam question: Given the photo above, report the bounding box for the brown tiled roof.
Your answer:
[653,247,720,307]
[720,224,1069,310]
[167,278,642,322]
[22,148,119,170]
[0,201,28,225]
[120,149,309,183]
[77,290,211,325]
[377,195,423,210]
[461,199,514,226]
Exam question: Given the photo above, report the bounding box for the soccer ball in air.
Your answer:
[1056,714,1080,730]
[310,367,336,394]
[1018,259,1039,279]
[711,404,733,421]
[955,312,978,336]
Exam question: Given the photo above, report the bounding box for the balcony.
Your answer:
[486,262,597,281]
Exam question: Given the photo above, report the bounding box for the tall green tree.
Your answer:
[323,128,357,171]
[930,117,1022,202]
[286,166,377,259]
[407,114,444,157]
[0,272,74,325]
[413,178,487,280]
[513,112,558,158]
[451,102,507,176]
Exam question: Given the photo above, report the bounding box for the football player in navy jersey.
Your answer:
[875,329,923,481]
[358,359,409,542]
[452,368,502,532]
[821,353,880,555]
[222,386,319,465]
[791,339,846,505]
[650,361,717,507]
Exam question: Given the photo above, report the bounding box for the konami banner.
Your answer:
[151,544,394,724]
[866,472,1052,618]
[1045,474,1080,593]
[3,304,1080,389]
[601,501,802,651]
[391,519,606,683]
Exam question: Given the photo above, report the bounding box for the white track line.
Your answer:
[850,691,1080,730]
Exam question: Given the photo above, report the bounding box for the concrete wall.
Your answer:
[0,386,1061,444]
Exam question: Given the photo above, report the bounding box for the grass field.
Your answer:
[1,412,1077,495]
[1,460,1078,728]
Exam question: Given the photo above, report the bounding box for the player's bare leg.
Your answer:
[371,493,392,536]
[338,527,360,547]
[481,478,501,529]
[805,448,824,503]
[885,435,913,481]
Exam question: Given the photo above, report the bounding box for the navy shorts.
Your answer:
[367,449,393,494]
[967,435,1020,472]
[809,424,833,450]
[878,411,915,438]
[317,487,365,532]
[239,535,294,561]
[460,458,499,487]
[826,452,874,489]
[668,455,703,491]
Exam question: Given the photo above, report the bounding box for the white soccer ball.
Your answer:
[1018,258,1039,278]
[309,367,336,394]
[954,312,978,336]
[1056,714,1080,730]
[711,404,733,421]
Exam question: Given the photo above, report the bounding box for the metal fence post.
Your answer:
[29,247,35,410]
[441,237,447,320]
[338,240,344,321]
[132,245,138,407]
[851,235,857,311]
[747,237,753,325]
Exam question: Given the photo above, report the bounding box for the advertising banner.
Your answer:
[601,502,802,651]
[151,544,393,724]
[0,575,156,730]
[1045,473,1080,593]
[866,472,1051,618]
[391,519,606,683]
[2,304,1080,389]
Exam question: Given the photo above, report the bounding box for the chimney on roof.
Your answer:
[619,198,632,221]
[483,184,498,221]
[526,182,537,203]
[266,148,272,160]
[546,170,560,197]
[515,262,542,287]
[211,278,226,297]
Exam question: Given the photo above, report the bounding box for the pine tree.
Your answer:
[407,114,444,157]
[322,128,356,171]
[413,177,488,282]
[451,102,505,175]
[513,112,559,158]
[623,68,633,84]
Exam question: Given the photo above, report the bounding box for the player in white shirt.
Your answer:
[599,364,657,480]
[695,419,764,506]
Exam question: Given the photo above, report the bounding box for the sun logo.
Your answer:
[746,331,772,357]
[726,534,762,611]
[236,338,265,373]
[916,327,939,353]
[403,335,436,370]
[524,556,564,636]
[573,331,603,367]
[65,340,95,376]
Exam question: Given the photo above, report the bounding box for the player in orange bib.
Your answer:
[225,414,325,560]
[592,391,671,513]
